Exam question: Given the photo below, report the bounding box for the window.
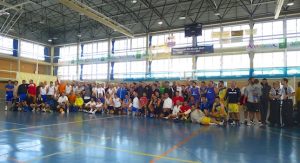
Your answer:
[20,41,44,60]
[222,54,250,76]
[286,18,300,43]
[0,35,13,55]
[222,24,250,48]
[130,37,146,56]
[113,38,131,57]
[287,51,300,75]
[82,64,108,80]
[114,61,146,79]
[151,58,192,78]
[196,56,221,76]
[254,20,284,45]
[172,32,192,48]
[58,66,77,80]
[58,45,77,62]
[253,52,284,75]
[81,41,108,59]
[197,27,221,48]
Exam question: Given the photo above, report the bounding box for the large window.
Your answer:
[59,45,77,62]
[222,54,250,76]
[286,18,300,42]
[151,58,192,78]
[81,41,108,59]
[113,38,131,57]
[82,64,108,80]
[222,24,250,48]
[197,27,221,48]
[253,52,284,75]
[254,20,284,45]
[20,41,44,60]
[57,66,77,80]
[0,35,13,55]
[287,51,300,75]
[196,56,221,76]
[114,61,146,79]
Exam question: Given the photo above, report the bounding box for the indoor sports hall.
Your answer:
[0,0,300,163]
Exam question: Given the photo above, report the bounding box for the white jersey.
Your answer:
[113,97,122,108]
[97,87,105,97]
[47,86,55,95]
[57,96,68,104]
[66,85,72,95]
[40,87,47,95]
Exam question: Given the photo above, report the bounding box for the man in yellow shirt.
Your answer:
[211,96,227,122]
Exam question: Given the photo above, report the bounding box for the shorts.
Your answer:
[247,102,260,112]
[6,93,13,102]
[228,103,239,113]
[200,117,211,125]
[19,93,27,101]
[132,107,138,112]
[41,95,47,102]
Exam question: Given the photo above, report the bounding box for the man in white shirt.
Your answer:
[132,91,140,116]
[281,78,295,128]
[162,93,173,118]
[85,98,96,113]
[65,83,72,95]
[57,93,69,114]
[97,84,106,98]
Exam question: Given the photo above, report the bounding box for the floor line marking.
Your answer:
[264,128,300,140]
[65,131,111,140]
[12,130,200,163]
[149,127,208,163]
[23,146,82,163]
[0,121,30,127]
[0,115,124,133]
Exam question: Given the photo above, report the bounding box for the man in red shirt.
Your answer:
[27,79,37,103]
[139,92,148,116]
[172,91,184,105]
[178,101,191,120]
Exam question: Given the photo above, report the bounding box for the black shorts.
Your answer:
[247,102,260,112]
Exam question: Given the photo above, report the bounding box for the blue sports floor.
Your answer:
[0,108,299,163]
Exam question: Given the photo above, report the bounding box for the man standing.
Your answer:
[260,78,271,125]
[17,80,28,101]
[281,78,295,128]
[27,80,37,103]
[225,81,241,125]
[5,80,14,111]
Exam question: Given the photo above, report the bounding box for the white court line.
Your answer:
[0,115,124,133]
[0,121,30,127]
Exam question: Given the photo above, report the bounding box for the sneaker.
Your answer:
[250,120,255,125]
[219,121,224,126]
[230,121,236,126]
[5,106,8,111]
[163,117,169,119]
[42,108,46,112]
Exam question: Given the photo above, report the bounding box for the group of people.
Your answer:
[4,77,300,127]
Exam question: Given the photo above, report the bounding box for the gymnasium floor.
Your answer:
[0,105,299,163]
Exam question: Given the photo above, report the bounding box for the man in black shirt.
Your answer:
[17,80,28,101]
[225,81,241,125]
[261,78,271,125]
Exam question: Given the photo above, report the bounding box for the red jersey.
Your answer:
[140,97,148,107]
[172,96,184,104]
[180,105,191,112]
[28,83,36,95]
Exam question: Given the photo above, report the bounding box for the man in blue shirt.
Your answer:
[5,80,14,111]
[117,83,127,100]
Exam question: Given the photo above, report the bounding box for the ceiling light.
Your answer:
[158,21,163,25]
[52,37,58,40]
[214,12,220,16]
[39,20,45,24]
[287,2,294,6]
[77,33,82,37]
[132,0,137,3]
[179,16,186,20]
[48,39,52,42]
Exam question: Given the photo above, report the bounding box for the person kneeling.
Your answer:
[211,96,227,123]
[178,101,191,121]
[57,93,69,114]
[164,100,181,120]
[84,98,96,113]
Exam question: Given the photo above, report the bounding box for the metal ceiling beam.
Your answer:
[274,0,285,19]
[58,0,134,37]
[139,0,171,27]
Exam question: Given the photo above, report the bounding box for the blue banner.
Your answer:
[171,45,214,55]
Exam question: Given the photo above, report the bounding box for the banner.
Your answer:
[231,30,244,37]
[171,45,214,55]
